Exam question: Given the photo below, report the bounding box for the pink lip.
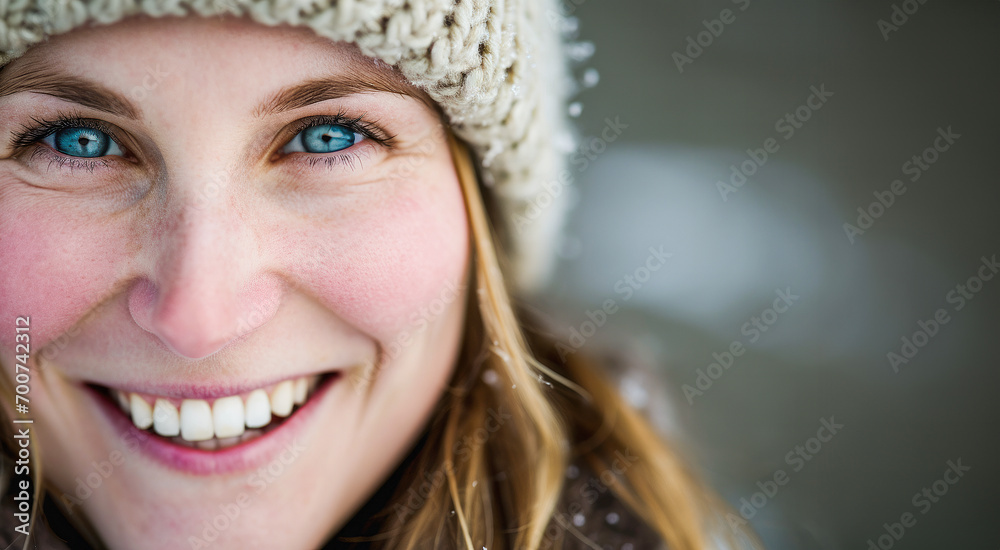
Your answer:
[91,372,339,400]
[86,373,339,475]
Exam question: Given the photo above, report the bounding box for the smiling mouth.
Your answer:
[90,372,339,451]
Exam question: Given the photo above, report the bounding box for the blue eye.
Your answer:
[283,124,360,154]
[42,126,123,158]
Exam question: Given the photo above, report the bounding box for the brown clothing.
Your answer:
[543,459,667,550]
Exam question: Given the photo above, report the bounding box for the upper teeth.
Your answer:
[115,376,319,442]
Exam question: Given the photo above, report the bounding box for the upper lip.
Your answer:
[84,369,340,399]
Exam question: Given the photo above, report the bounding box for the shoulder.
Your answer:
[545,459,668,550]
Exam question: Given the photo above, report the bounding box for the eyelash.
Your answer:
[9,110,396,172]
[285,111,396,150]
[12,114,122,172]
[279,111,395,170]
[12,114,119,150]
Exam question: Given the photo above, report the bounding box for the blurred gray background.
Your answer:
[536,1,999,548]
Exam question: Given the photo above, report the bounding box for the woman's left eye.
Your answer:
[41,126,124,158]
[282,124,362,154]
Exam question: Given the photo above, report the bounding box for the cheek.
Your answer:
[0,195,130,349]
[287,176,469,340]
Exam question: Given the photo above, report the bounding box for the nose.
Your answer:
[127,177,282,360]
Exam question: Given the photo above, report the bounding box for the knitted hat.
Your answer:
[0,0,578,293]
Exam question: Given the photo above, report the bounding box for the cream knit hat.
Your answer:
[0,0,579,292]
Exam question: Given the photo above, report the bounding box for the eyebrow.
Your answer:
[252,68,436,118]
[0,61,434,120]
[0,66,139,119]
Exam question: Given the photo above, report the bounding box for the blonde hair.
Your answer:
[0,133,759,550]
[336,133,759,549]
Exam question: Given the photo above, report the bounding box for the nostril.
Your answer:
[127,277,159,335]
[127,277,233,359]
[153,300,238,360]
[126,275,285,359]
[152,323,230,360]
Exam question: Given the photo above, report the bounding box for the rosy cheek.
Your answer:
[288,183,469,340]
[0,199,130,350]
[0,163,468,354]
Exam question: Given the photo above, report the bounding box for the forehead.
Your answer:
[0,14,430,109]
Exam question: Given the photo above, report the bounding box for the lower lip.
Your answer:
[87,374,340,475]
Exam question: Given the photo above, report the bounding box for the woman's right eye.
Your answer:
[41,126,125,158]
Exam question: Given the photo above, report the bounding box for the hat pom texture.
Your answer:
[1,0,576,292]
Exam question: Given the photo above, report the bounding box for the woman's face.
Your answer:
[0,15,469,549]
